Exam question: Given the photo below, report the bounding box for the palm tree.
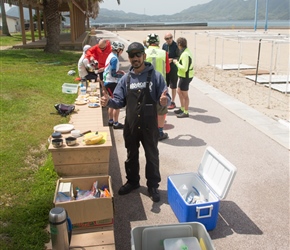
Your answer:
[41,0,120,53]
[0,0,11,36]
[43,0,60,53]
[1,0,120,53]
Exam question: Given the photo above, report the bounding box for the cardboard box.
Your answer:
[167,146,237,231]
[131,222,215,250]
[72,218,114,230]
[53,175,114,225]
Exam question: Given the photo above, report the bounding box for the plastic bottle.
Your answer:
[80,83,86,95]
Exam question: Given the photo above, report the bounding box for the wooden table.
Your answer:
[48,82,112,177]
[47,82,115,249]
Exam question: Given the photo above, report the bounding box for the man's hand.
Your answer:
[101,90,109,107]
[160,90,168,106]
[98,67,104,73]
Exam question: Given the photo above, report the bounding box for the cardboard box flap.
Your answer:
[198,146,237,200]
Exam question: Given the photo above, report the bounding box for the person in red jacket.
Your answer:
[85,39,112,83]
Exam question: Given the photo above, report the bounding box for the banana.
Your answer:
[84,133,103,145]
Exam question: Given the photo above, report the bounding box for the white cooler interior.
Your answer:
[169,173,219,204]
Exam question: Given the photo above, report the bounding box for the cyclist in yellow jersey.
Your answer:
[173,37,194,118]
[145,33,171,140]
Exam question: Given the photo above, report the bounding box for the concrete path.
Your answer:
[101,30,289,250]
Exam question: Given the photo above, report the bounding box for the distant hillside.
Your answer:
[96,0,289,23]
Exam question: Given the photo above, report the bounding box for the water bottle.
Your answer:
[49,207,72,250]
[80,84,86,95]
[80,78,87,95]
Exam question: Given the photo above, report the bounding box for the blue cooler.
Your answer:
[167,146,237,230]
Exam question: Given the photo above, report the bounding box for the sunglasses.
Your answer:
[165,37,173,41]
[128,52,144,58]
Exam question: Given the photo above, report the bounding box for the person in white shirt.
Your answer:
[77,44,98,81]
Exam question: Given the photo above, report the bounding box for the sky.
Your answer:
[100,0,212,16]
[4,1,212,15]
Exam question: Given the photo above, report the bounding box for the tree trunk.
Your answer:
[43,0,60,53]
[0,0,11,36]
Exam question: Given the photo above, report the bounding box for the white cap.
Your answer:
[83,45,91,52]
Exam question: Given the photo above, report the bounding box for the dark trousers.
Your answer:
[124,127,160,188]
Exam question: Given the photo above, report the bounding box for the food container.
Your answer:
[131,222,215,250]
[65,137,77,146]
[90,82,97,92]
[52,138,63,148]
[51,132,62,139]
[62,83,78,94]
[163,237,201,250]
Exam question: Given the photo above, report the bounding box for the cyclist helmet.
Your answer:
[112,41,125,51]
[146,33,160,45]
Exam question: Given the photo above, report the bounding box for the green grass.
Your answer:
[0,47,81,249]
[0,32,45,46]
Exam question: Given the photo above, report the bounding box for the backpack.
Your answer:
[54,103,75,117]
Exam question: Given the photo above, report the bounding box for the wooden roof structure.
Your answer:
[3,0,119,48]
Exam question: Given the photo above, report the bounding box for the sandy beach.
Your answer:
[114,28,289,123]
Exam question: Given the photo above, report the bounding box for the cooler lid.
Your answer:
[198,146,237,200]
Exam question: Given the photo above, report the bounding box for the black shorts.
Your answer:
[178,77,193,91]
[166,65,178,89]
[85,72,98,81]
[105,82,117,98]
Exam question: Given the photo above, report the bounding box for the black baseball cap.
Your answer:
[126,42,145,53]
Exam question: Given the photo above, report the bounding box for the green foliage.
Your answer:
[0,48,80,249]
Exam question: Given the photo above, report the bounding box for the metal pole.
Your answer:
[194,32,197,68]
[238,38,242,76]
[214,37,217,81]
[208,34,211,66]
[274,43,279,75]
[221,38,224,69]
[286,56,290,95]
[255,39,262,85]
[267,41,275,108]
[254,0,258,31]
[264,0,269,32]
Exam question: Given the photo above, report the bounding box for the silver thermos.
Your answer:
[49,207,72,250]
